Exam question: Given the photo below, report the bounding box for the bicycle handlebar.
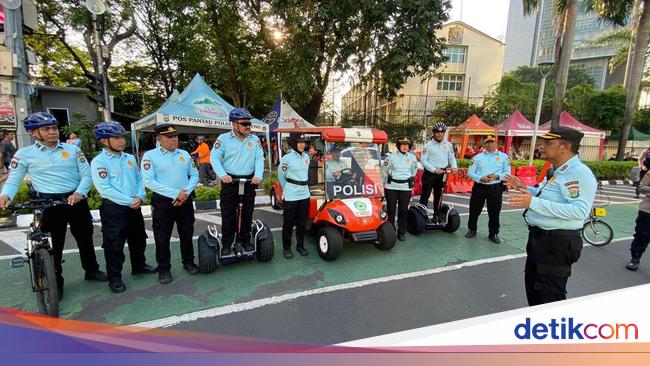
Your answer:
[6,199,68,211]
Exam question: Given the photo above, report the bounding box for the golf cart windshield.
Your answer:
[324,142,384,199]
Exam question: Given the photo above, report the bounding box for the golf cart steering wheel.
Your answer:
[335,168,358,185]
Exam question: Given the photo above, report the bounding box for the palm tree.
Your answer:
[524,0,580,128]
[589,28,633,73]
[587,0,650,160]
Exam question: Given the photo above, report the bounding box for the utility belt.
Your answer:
[286,177,308,186]
[528,226,581,237]
[476,182,503,189]
[387,175,415,188]
[33,191,75,200]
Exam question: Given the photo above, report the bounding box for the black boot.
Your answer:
[626,258,640,271]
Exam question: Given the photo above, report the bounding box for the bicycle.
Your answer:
[7,199,68,317]
[581,184,614,247]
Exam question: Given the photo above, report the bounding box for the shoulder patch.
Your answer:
[143,159,152,171]
[214,140,221,149]
[76,150,86,163]
[281,164,288,172]
[564,180,579,187]
[97,167,108,179]
[422,148,427,155]
[9,157,19,170]
[567,184,580,198]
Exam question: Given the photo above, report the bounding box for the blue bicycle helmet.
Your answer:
[432,122,447,133]
[23,112,58,131]
[229,107,253,122]
[94,121,127,138]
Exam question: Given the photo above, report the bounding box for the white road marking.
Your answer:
[133,235,635,329]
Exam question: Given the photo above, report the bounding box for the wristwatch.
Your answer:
[76,192,86,199]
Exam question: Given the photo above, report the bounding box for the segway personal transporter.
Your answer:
[407,169,461,234]
[198,178,274,273]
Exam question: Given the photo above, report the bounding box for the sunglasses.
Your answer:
[238,122,252,127]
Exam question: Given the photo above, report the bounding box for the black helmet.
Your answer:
[288,132,309,152]
[395,136,413,150]
[432,122,447,133]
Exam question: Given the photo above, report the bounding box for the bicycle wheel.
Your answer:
[32,248,59,317]
[581,219,614,247]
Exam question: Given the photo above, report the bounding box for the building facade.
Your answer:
[342,21,505,124]
[503,0,627,89]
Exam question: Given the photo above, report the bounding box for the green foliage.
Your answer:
[60,119,101,158]
[194,185,221,202]
[431,98,484,126]
[634,107,650,134]
[565,84,627,131]
[262,172,278,195]
[381,123,427,144]
[507,65,596,89]
[585,161,637,180]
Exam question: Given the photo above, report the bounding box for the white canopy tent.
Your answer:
[131,74,271,171]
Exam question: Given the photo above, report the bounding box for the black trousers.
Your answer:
[524,228,582,306]
[282,198,310,250]
[198,163,210,184]
[220,182,256,247]
[385,188,410,236]
[467,183,503,235]
[41,198,99,281]
[419,170,445,212]
[151,193,195,272]
[100,200,148,282]
[630,210,650,260]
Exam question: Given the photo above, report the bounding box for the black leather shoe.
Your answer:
[283,249,294,259]
[398,234,406,241]
[220,245,232,257]
[132,264,157,275]
[183,262,200,275]
[243,242,255,252]
[626,258,640,271]
[85,270,108,282]
[109,280,127,293]
[488,234,501,244]
[465,230,476,238]
[296,246,309,256]
[159,271,173,284]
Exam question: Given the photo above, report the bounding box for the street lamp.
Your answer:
[528,61,554,166]
[84,0,111,120]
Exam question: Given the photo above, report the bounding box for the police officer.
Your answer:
[505,126,597,306]
[141,124,200,284]
[211,108,264,257]
[383,136,418,241]
[636,146,650,198]
[325,146,348,182]
[465,134,511,243]
[0,112,107,300]
[420,123,458,218]
[91,122,156,293]
[278,133,311,258]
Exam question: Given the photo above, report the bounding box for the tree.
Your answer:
[524,0,580,128]
[432,98,484,126]
[565,84,627,131]
[25,35,90,87]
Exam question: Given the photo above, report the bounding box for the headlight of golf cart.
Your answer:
[380,211,387,220]
[328,209,346,225]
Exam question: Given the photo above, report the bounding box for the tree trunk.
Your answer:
[623,0,641,89]
[617,0,650,160]
[301,90,325,123]
[550,0,579,128]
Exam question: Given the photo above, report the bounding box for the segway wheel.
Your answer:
[317,226,343,261]
[375,222,396,251]
[407,206,426,235]
[197,234,218,273]
[270,189,282,210]
[256,225,275,262]
[443,209,461,233]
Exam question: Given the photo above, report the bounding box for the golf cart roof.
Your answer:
[276,127,388,143]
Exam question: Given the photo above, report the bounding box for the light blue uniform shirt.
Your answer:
[325,158,349,182]
[278,151,310,201]
[421,139,457,173]
[1,142,91,200]
[525,155,597,230]
[141,147,199,199]
[210,131,264,179]
[468,150,511,184]
[382,151,417,191]
[91,149,145,206]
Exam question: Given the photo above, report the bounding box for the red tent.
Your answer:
[495,109,535,155]
[539,111,607,159]
[449,114,496,158]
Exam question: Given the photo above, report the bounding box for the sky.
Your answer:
[333,0,511,112]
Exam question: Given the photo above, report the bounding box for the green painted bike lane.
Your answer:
[0,203,638,325]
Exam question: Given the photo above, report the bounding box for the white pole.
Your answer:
[528,75,547,166]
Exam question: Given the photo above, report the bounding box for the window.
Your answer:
[443,46,466,64]
[437,74,464,91]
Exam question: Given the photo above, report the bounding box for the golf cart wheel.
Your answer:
[317,226,343,261]
[375,222,396,251]
[197,234,218,273]
[270,189,282,210]
[407,206,425,235]
[256,226,275,262]
[443,210,461,233]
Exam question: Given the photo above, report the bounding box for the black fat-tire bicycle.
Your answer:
[7,199,67,317]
